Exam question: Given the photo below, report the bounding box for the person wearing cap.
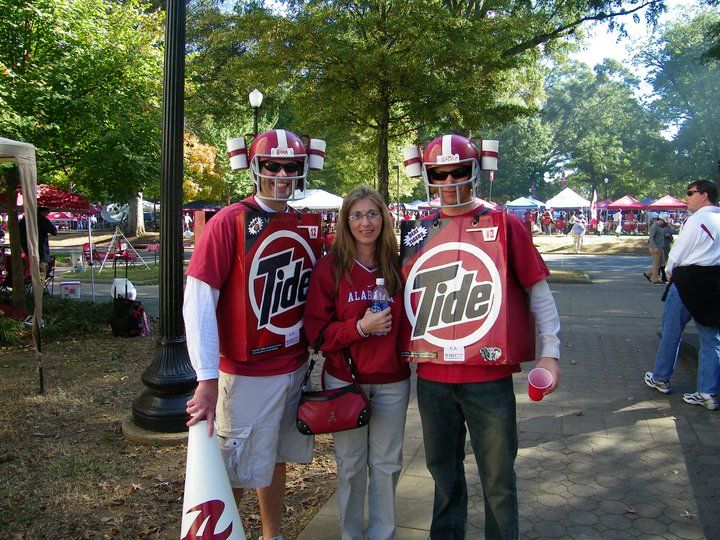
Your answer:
[184,129,322,540]
[644,180,720,411]
[403,134,561,539]
[304,185,410,540]
[644,214,667,284]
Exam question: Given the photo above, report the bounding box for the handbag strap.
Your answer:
[343,349,360,382]
[301,322,331,392]
[301,322,358,391]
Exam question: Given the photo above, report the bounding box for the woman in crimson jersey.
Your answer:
[304,185,410,540]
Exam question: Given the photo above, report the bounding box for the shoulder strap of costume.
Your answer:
[239,200,261,212]
[240,199,301,215]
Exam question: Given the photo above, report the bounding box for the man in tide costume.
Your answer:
[184,129,325,540]
[401,134,561,539]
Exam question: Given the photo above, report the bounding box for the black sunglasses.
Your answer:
[428,166,472,182]
[686,190,701,196]
[260,161,302,174]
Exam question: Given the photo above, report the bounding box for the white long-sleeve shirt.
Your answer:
[528,279,561,360]
[666,206,720,276]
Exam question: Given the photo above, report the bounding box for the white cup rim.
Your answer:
[528,367,553,389]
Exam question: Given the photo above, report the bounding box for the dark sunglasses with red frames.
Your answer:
[427,166,472,182]
[260,161,303,174]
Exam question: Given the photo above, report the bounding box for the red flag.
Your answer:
[591,190,597,220]
[489,170,495,183]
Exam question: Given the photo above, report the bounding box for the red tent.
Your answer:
[48,211,74,221]
[607,196,647,210]
[647,195,687,210]
[18,184,95,212]
[597,198,613,209]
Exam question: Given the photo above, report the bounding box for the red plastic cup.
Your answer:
[528,368,553,401]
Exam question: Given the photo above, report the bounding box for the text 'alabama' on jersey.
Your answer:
[304,254,411,385]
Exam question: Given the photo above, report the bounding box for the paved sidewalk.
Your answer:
[300,258,720,539]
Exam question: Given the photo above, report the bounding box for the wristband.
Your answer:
[356,320,369,338]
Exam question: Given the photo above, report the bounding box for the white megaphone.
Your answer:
[180,421,246,540]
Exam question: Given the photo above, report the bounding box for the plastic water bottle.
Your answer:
[370,277,390,336]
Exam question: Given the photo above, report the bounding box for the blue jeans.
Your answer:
[652,284,720,395]
[417,376,518,540]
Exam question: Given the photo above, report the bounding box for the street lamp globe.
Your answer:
[248,89,264,135]
[248,88,264,108]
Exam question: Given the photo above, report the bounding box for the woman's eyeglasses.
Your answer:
[348,210,381,222]
[260,161,302,174]
[686,190,700,197]
[428,166,472,182]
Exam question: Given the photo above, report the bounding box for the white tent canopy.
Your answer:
[506,196,545,208]
[288,188,343,210]
[0,137,43,378]
[403,199,425,211]
[545,187,590,209]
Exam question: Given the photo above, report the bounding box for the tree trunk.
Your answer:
[126,192,146,237]
[4,168,26,311]
[376,80,390,203]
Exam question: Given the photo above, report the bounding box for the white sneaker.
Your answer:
[682,392,719,410]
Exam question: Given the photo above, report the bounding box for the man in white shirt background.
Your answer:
[644,180,720,410]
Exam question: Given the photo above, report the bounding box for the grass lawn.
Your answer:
[58,262,167,285]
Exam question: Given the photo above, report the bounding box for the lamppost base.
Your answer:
[122,414,189,446]
[131,336,196,433]
[132,389,195,433]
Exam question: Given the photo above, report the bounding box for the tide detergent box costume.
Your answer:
[400,212,534,366]
[218,209,322,360]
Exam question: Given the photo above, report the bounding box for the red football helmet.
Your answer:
[421,134,480,208]
[249,129,310,201]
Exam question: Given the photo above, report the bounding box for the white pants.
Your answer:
[324,373,411,540]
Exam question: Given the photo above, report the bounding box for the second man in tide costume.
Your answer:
[401,134,561,539]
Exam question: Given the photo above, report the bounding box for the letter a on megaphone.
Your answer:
[181,420,246,540]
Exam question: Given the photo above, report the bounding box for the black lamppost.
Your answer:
[604,177,609,200]
[130,0,196,433]
[249,88,263,135]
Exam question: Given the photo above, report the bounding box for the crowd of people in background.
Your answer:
[514,207,686,238]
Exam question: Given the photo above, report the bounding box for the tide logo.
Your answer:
[249,231,316,334]
[404,242,502,348]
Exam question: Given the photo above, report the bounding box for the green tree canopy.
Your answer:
[641,10,720,187]
[187,0,669,202]
[0,0,164,202]
[540,60,670,200]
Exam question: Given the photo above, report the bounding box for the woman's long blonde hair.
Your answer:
[332,185,401,296]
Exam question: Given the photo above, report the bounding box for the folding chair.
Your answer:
[0,253,32,295]
[145,241,160,265]
[114,242,137,266]
[82,242,113,266]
